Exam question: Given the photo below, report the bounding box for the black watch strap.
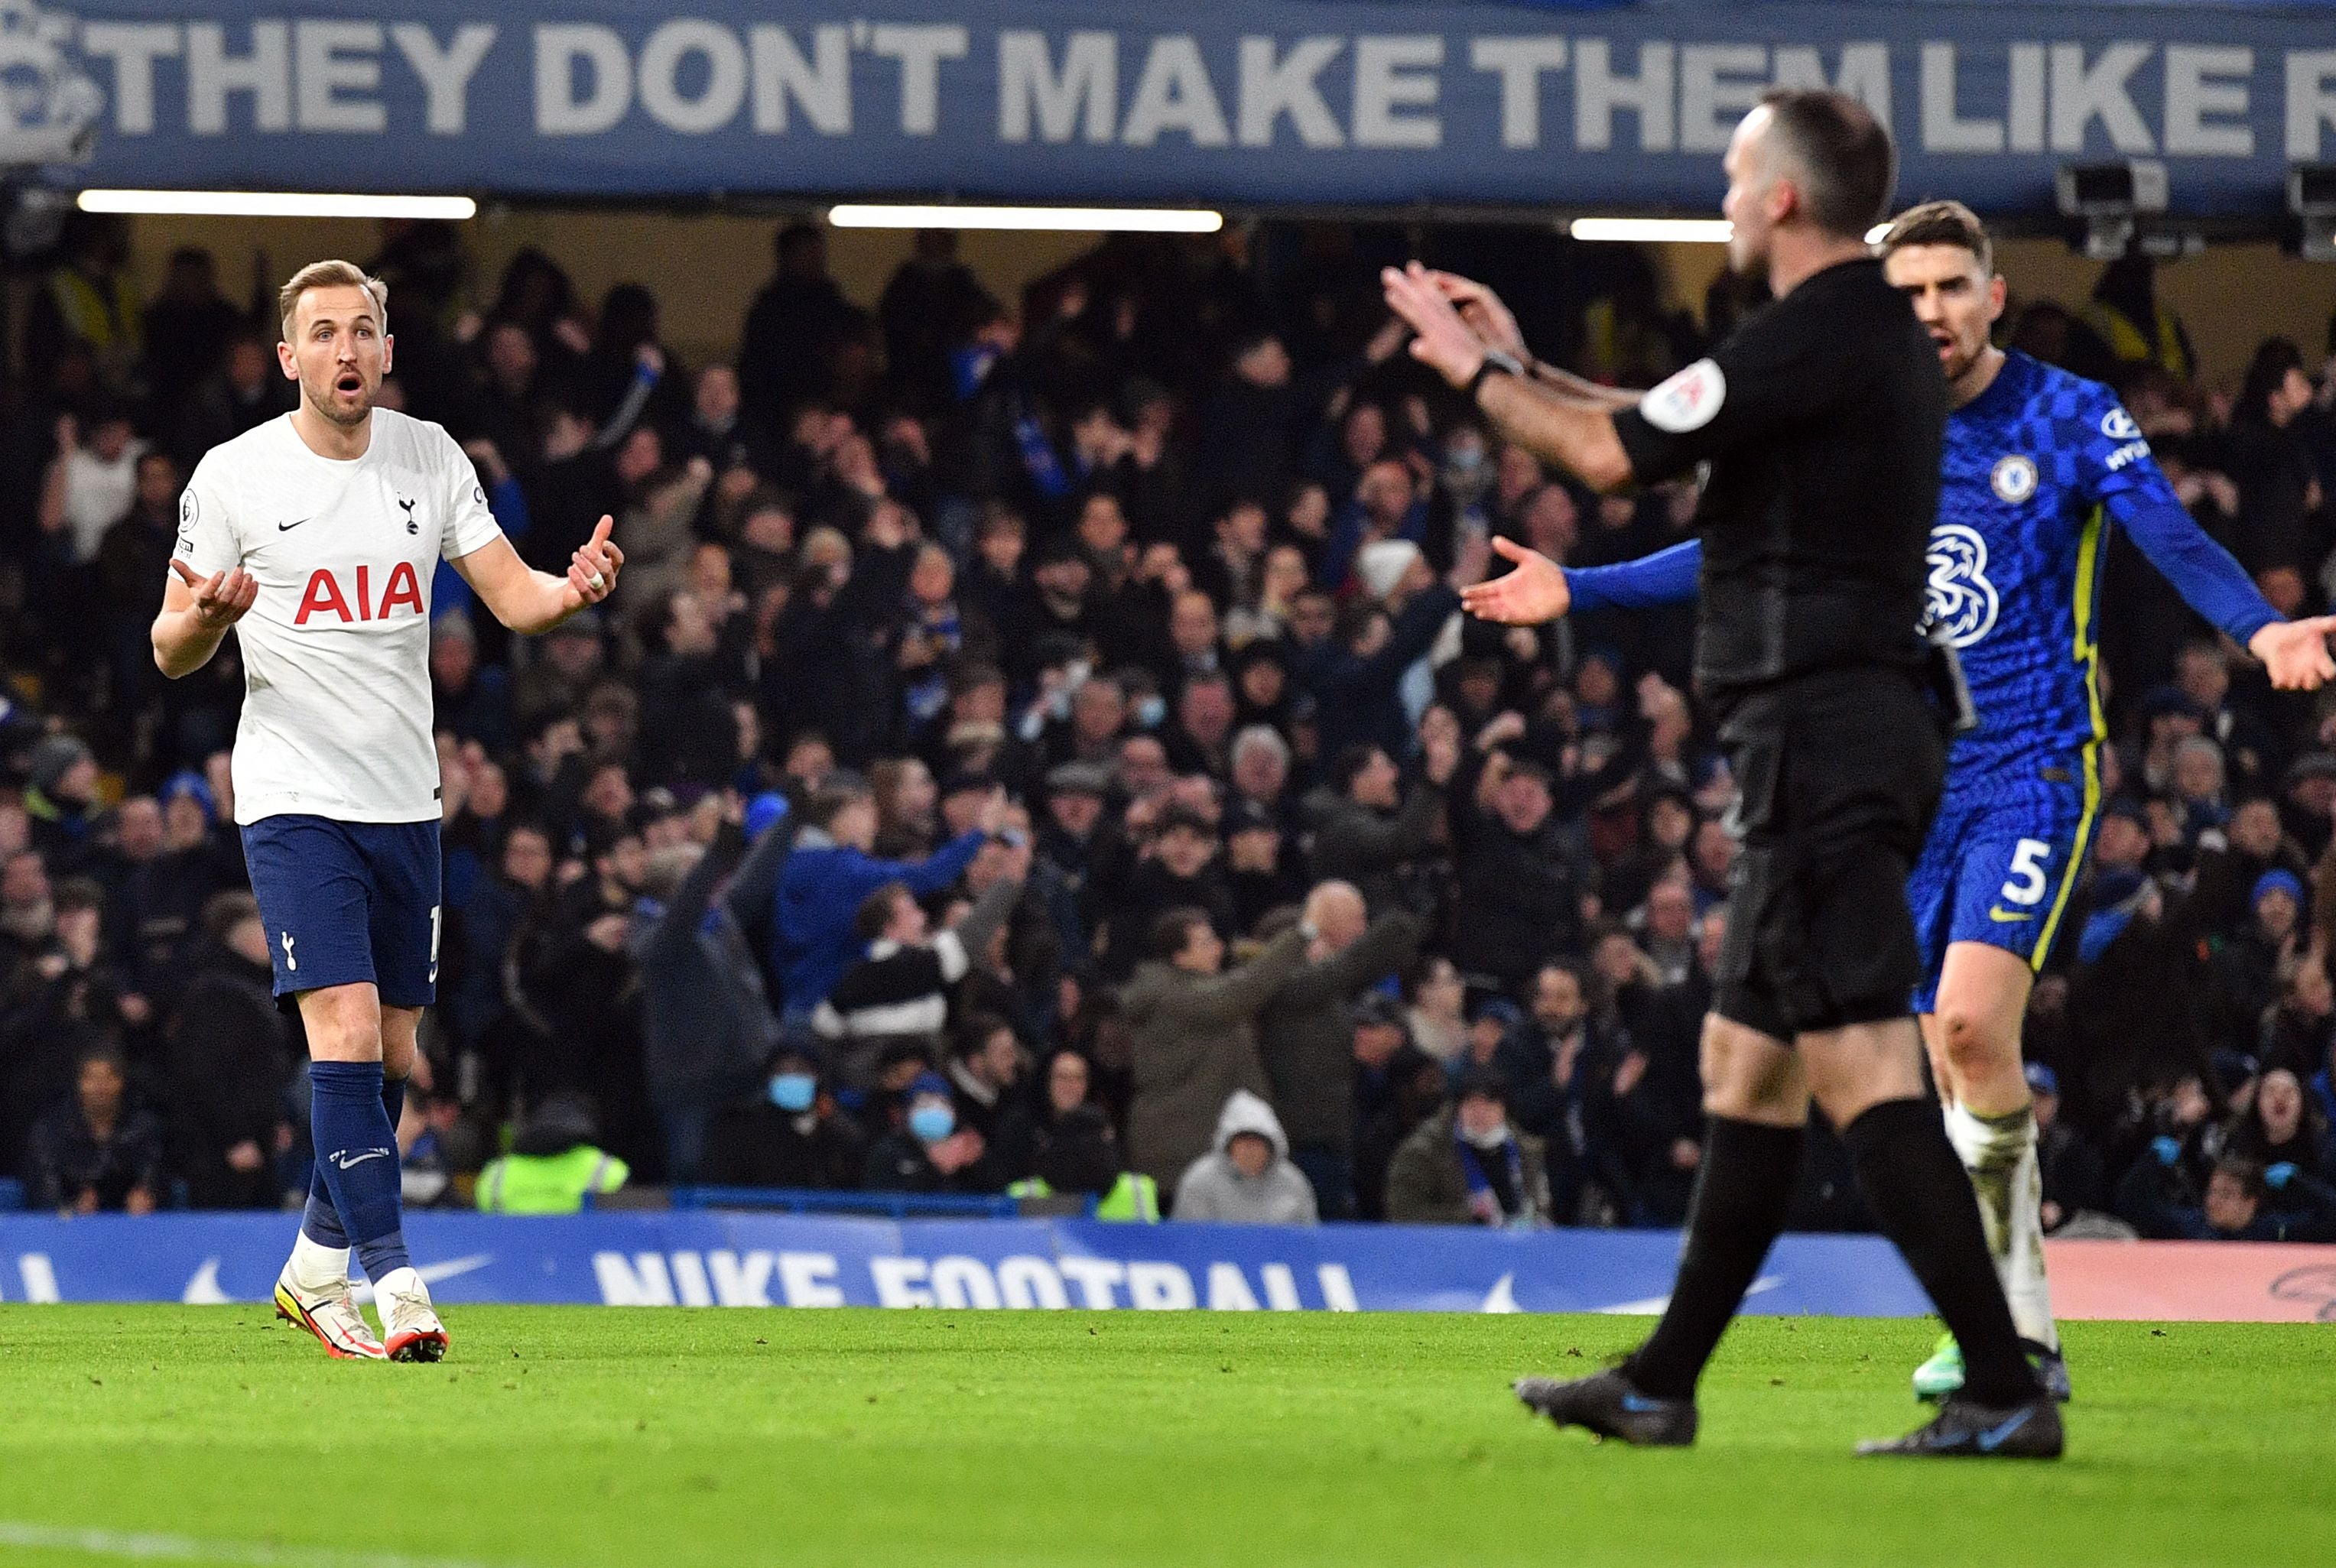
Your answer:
[1467,349,1527,402]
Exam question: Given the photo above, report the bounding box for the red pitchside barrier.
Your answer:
[2044,1240,2336,1323]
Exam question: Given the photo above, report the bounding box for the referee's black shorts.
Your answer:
[1710,664,1945,1042]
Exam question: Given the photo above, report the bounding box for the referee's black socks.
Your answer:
[1623,1117,1803,1400]
[1842,1096,2042,1408]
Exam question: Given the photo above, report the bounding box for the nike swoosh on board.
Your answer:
[278,518,311,531]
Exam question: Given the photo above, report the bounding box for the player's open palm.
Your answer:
[1459,536,1571,625]
[170,558,258,628]
[2249,617,2336,690]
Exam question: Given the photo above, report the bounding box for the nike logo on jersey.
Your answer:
[1987,908,2035,924]
[278,517,312,532]
[332,1148,395,1170]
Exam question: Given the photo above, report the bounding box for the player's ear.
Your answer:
[1986,274,2008,323]
[276,338,299,381]
[381,333,394,376]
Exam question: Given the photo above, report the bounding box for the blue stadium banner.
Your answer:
[0,1211,1935,1314]
[7,2,2336,215]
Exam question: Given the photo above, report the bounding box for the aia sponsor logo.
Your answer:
[294,563,424,625]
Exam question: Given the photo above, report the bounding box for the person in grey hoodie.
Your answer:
[631,797,791,1182]
[1173,1089,1318,1225]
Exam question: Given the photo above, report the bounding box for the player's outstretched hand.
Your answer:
[170,558,258,628]
[1458,537,1571,625]
[1425,271,1528,361]
[566,515,625,608]
[1381,261,1486,390]
[2249,616,2336,690]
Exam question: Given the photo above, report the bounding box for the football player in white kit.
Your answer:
[152,261,623,1359]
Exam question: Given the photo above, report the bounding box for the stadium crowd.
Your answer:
[3,211,2336,1240]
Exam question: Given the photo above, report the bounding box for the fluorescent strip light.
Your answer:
[827,203,1223,233]
[1571,218,1898,245]
[1570,217,1733,244]
[77,190,477,220]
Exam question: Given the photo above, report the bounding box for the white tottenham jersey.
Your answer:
[173,410,505,826]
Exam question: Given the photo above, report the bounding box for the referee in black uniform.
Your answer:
[1384,89,2058,1457]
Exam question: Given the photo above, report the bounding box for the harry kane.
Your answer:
[152,261,624,1359]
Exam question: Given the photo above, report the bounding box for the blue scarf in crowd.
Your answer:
[1454,1122,1529,1228]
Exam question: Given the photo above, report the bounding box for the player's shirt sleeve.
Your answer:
[2076,388,2280,647]
[1611,294,1847,487]
[431,426,508,562]
[1566,538,1703,612]
[170,457,241,579]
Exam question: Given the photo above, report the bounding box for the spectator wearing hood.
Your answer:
[161,892,292,1209]
[1256,883,1425,1219]
[1173,1089,1317,1225]
[476,1091,630,1214]
[26,1044,165,1215]
[863,1070,997,1193]
[703,1044,869,1190]
[775,775,998,1016]
[21,732,99,874]
[1121,907,1308,1191]
[1385,1069,1552,1228]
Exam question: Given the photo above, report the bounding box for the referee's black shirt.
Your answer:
[1612,257,1947,702]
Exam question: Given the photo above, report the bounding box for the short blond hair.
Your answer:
[278,260,388,342]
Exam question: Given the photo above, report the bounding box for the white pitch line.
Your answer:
[0,1521,509,1568]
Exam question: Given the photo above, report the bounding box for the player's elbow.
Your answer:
[1577,433,1635,495]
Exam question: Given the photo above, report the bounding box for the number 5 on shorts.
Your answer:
[2000,839,2052,907]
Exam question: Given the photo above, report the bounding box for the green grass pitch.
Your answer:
[0,1307,2330,1568]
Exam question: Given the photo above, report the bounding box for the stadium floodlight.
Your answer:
[827,204,1223,233]
[1568,218,1733,244]
[2288,165,2336,261]
[76,190,479,220]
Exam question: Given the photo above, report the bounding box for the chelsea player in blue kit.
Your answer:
[1446,202,2336,1402]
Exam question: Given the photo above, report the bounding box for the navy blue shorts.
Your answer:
[1907,771,2096,1015]
[239,815,442,1007]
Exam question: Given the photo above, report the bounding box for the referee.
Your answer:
[1384,89,2058,1457]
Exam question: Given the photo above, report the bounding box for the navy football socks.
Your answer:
[309,1060,411,1282]
[299,1076,407,1253]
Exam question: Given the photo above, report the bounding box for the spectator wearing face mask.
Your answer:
[1173,1089,1317,1226]
[1385,1069,1551,1229]
[863,1070,996,1193]
[703,1044,867,1190]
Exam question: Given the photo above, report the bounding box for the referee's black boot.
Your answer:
[1514,1368,1697,1447]
[1857,1392,2064,1459]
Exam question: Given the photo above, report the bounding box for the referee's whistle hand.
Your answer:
[1457,537,1571,626]
[2249,616,2336,690]
[1380,264,1483,389]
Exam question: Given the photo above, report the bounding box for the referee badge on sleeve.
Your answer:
[1639,358,1726,433]
[1990,455,2039,504]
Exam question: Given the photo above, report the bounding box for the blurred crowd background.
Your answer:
[3,209,2334,1240]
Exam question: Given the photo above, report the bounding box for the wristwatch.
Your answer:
[1467,348,1527,403]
